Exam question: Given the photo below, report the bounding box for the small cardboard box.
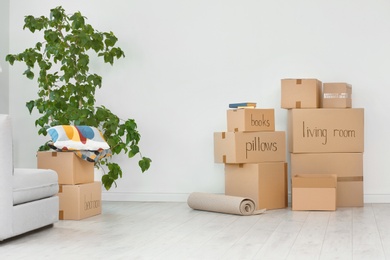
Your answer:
[37,151,94,185]
[214,131,286,163]
[291,153,363,207]
[227,108,275,132]
[292,174,337,211]
[225,162,288,210]
[59,181,102,220]
[281,78,322,109]
[322,83,352,108]
[288,108,364,153]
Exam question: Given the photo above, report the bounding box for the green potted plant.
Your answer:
[6,6,151,190]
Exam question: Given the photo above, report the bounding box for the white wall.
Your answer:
[0,0,9,114]
[8,0,390,202]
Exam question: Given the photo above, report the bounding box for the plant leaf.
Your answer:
[26,100,35,114]
[139,157,152,173]
[23,68,34,79]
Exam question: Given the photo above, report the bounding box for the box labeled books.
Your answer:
[227,108,275,132]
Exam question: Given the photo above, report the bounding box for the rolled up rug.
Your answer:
[187,192,266,216]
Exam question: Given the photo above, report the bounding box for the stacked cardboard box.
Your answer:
[281,79,364,210]
[37,152,102,220]
[214,107,288,210]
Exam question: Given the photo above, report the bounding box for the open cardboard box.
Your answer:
[291,153,363,207]
[292,174,337,211]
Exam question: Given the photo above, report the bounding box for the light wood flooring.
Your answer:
[1,201,390,259]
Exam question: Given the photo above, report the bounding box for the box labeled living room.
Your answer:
[288,108,364,153]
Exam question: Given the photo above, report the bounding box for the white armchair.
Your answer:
[0,114,59,241]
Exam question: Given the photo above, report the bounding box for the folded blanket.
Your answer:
[48,125,110,151]
[47,125,111,163]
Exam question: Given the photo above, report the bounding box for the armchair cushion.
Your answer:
[13,168,59,205]
[1,114,59,241]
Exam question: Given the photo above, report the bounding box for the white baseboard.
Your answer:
[102,192,390,204]
[364,194,390,204]
[102,192,191,202]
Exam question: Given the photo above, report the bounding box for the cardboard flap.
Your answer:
[292,174,337,188]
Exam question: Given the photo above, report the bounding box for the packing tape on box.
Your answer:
[323,93,351,99]
[337,176,363,182]
[187,192,266,216]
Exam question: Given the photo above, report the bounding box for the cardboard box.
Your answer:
[291,153,363,207]
[214,131,286,163]
[59,182,102,220]
[288,108,364,153]
[225,162,288,210]
[227,108,275,132]
[281,78,322,109]
[37,151,94,185]
[322,83,352,108]
[292,174,337,211]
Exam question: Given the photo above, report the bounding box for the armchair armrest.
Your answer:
[0,115,15,240]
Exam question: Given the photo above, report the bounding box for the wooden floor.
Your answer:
[1,201,390,259]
